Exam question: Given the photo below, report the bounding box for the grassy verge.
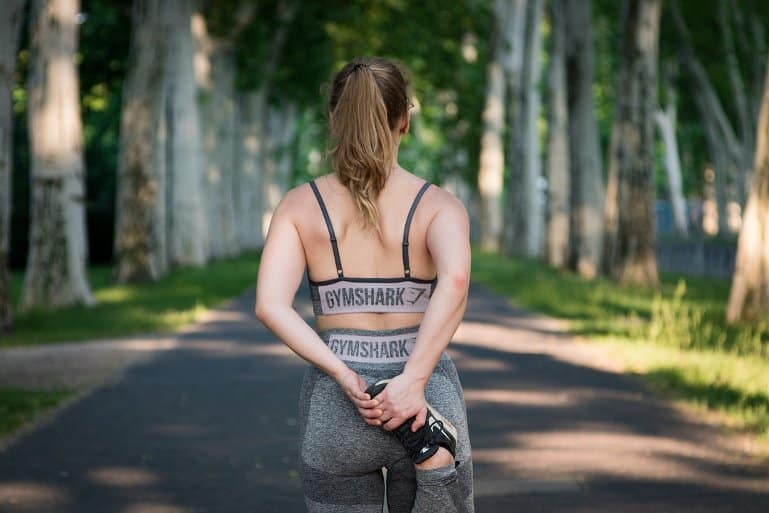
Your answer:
[471,248,769,442]
[0,388,76,438]
[3,250,261,348]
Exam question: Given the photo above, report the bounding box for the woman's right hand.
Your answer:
[335,367,383,426]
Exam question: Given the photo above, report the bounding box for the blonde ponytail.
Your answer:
[327,58,410,235]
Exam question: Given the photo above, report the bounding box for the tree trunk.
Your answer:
[113,0,168,283]
[654,62,688,235]
[726,55,769,323]
[21,0,95,310]
[477,0,510,251]
[545,0,570,268]
[193,11,239,260]
[234,89,267,250]
[502,0,544,259]
[564,0,604,278]
[165,0,207,267]
[0,0,25,330]
[261,102,297,234]
[605,0,661,286]
[232,2,295,250]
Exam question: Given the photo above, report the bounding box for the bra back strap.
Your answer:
[309,180,344,277]
[402,181,432,277]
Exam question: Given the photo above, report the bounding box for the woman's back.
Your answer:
[290,168,448,332]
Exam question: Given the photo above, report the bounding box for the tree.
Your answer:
[0,0,26,329]
[194,2,255,259]
[726,55,769,323]
[502,0,544,259]
[564,0,604,278]
[21,0,95,310]
[113,0,169,283]
[604,0,661,286]
[477,0,511,252]
[545,0,570,268]
[234,1,296,250]
[165,0,208,267]
[654,61,688,235]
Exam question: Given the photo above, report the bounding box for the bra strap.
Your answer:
[402,181,432,277]
[309,180,344,277]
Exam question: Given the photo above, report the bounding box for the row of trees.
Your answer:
[475,0,769,322]
[1,0,767,334]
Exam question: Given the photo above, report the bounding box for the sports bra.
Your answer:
[306,178,438,316]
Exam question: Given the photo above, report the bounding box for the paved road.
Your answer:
[1,282,768,512]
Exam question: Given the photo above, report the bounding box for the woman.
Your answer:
[255,56,473,512]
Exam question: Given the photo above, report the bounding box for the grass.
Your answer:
[0,387,76,437]
[470,248,769,441]
[2,250,261,347]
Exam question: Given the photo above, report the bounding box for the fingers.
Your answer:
[411,407,427,432]
[357,406,383,419]
[350,395,379,410]
[382,415,406,432]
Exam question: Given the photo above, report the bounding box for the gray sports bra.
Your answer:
[307,179,438,316]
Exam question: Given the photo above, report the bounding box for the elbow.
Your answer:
[254,300,271,324]
[444,269,469,295]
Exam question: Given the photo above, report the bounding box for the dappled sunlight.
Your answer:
[95,286,139,303]
[87,466,160,487]
[0,481,70,509]
[464,388,574,407]
[473,428,769,493]
[453,320,623,373]
[122,502,194,513]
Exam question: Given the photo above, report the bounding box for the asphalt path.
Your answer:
[1,281,768,512]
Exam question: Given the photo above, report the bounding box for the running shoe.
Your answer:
[365,379,458,464]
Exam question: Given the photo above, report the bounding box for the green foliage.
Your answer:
[4,252,262,348]
[0,388,74,437]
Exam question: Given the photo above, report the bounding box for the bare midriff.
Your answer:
[314,311,425,332]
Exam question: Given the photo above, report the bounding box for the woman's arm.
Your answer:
[376,192,471,431]
[254,187,380,421]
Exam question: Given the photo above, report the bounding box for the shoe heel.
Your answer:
[365,379,390,399]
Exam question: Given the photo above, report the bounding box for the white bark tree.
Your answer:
[235,90,267,250]
[502,0,544,258]
[564,0,604,278]
[234,2,295,249]
[193,11,240,259]
[545,0,570,268]
[0,0,26,329]
[654,62,688,235]
[727,55,769,323]
[21,0,95,310]
[165,0,208,267]
[261,102,297,235]
[113,0,169,283]
[477,0,513,251]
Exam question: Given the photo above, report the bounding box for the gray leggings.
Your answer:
[297,326,474,513]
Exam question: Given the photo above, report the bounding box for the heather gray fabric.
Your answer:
[297,326,474,513]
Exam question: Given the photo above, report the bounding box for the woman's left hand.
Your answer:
[375,373,428,432]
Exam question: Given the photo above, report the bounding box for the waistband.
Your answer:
[316,325,421,364]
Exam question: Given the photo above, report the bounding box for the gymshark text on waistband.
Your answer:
[325,334,417,363]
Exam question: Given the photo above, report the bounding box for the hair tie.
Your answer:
[352,62,368,72]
